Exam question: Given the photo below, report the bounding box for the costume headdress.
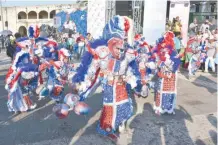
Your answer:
[16,37,31,48]
[102,15,133,44]
[12,50,30,70]
[28,25,40,38]
[58,48,71,61]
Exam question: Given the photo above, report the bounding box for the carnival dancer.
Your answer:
[35,38,60,86]
[188,36,208,78]
[38,48,74,102]
[153,31,181,115]
[28,25,40,59]
[71,15,147,141]
[5,50,38,113]
[187,40,202,78]
[184,35,198,69]
[134,35,156,98]
[15,37,32,54]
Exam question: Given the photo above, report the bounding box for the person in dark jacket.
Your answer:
[5,35,15,61]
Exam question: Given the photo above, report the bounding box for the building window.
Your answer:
[171,3,175,8]
[50,10,56,19]
[5,21,8,27]
[39,11,48,19]
[18,11,27,19]
[28,11,37,19]
[196,4,200,12]
[211,3,216,12]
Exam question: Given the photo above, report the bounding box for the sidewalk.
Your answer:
[0,52,11,75]
[0,61,216,145]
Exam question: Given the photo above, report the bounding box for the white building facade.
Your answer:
[0,4,77,36]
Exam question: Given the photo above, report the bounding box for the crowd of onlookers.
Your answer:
[166,16,218,73]
[58,32,93,60]
[4,31,94,62]
[5,32,22,61]
[4,16,218,74]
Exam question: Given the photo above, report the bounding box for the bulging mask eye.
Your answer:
[120,49,124,53]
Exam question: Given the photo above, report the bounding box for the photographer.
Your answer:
[189,19,198,34]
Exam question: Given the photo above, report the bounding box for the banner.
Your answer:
[143,0,167,45]
[55,10,87,37]
[87,0,106,39]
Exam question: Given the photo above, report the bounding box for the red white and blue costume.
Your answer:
[5,50,38,112]
[187,37,207,78]
[38,48,74,102]
[133,34,157,97]
[153,31,181,115]
[72,15,146,137]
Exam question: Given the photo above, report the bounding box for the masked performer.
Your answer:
[153,31,181,115]
[38,48,73,102]
[72,15,146,140]
[134,35,157,98]
[5,50,38,113]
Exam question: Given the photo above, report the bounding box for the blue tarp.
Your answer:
[55,10,87,37]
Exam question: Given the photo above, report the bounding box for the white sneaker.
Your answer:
[30,104,37,110]
[118,122,126,133]
[38,96,44,101]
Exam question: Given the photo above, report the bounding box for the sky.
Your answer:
[1,0,77,7]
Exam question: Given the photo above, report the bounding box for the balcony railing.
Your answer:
[18,19,53,23]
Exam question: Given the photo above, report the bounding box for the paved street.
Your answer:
[0,53,217,145]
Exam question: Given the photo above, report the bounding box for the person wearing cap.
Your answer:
[205,36,216,73]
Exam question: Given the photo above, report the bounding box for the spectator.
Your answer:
[213,28,218,41]
[67,34,74,53]
[172,16,182,34]
[214,40,218,72]
[205,36,216,73]
[166,18,172,31]
[14,32,21,39]
[5,35,15,61]
[214,28,218,71]
[77,34,85,59]
[189,18,198,34]
[202,28,212,45]
[174,32,182,53]
[200,19,211,33]
[58,38,67,49]
[196,31,203,41]
[86,33,94,42]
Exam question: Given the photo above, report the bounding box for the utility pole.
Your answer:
[0,0,4,31]
[0,0,4,51]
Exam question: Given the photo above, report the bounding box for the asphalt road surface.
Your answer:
[0,53,217,145]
